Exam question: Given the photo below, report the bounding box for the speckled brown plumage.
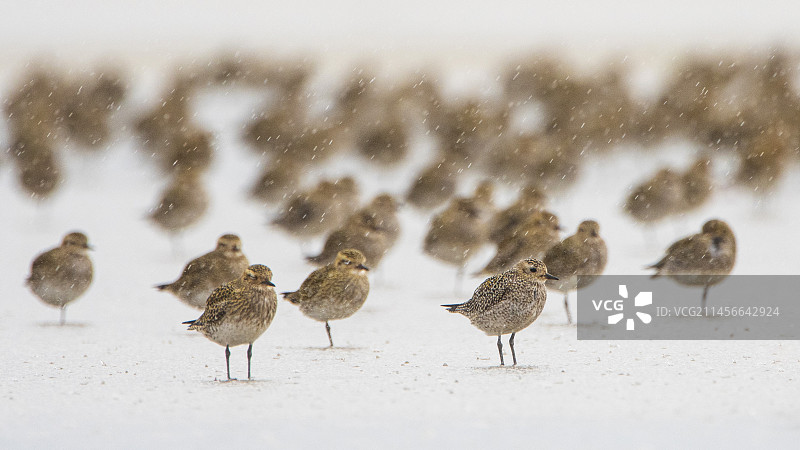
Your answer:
[249,158,302,204]
[183,264,278,380]
[405,159,459,211]
[479,210,561,276]
[149,171,209,235]
[272,177,359,238]
[649,219,736,308]
[488,185,548,244]
[307,194,400,268]
[283,249,370,347]
[442,259,557,366]
[679,158,713,213]
[157,234,249,309]
[27,232,93,325]
[624,168,683,224]
[542,220,608,324]
[423,183,495,273]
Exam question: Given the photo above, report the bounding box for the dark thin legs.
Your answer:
[509,333,517,366]
[325,321,334,347]
[59,306,66,326]
[497,335,504,366]
[225,345,231,380]
[702,285,709,310]
[564,292,572,324]
[247,343,253,380]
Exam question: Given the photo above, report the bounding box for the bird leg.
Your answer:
[59,306,66,326]
[497,335,505,366]
[325,321,334,347]
[225,345,231,380]
[247,343,253,380]
[509,333,517,366]
[702,285,709,310]
[564,292,573,324]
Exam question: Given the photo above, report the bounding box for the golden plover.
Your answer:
[156,234,249,309]
[542,220,608,324]
[648,219,736,308]
[27,232,93,325]
[283,249,370,347]
[443,259,557,366]
[183,264,277,380]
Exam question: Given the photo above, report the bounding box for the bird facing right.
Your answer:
[183,264,278,381]
[27,232,94,325]
[648,219,736,308]
[442,259,558,366]
[283,249,370,347]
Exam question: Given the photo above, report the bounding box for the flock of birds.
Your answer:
[12,47,790,375]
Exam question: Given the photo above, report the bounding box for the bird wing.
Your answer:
[192,282,237,326]
[543,236,585,277]
[297,266,334,301]
[651,235,709,273]
[469,272,515,311]
[28,248,59,282]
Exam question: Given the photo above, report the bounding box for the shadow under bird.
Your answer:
[26,232,93,325]
[183,264,277,380]
[156,234,249,309]
[283,249,370,347]
[442,259,558,366]
[542,220,608,324]
[648,219,736,308]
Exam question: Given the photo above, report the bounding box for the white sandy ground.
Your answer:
[0,76,799,449]
[3,2,800,445]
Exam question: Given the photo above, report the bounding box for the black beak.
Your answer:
[357,264,370,271]
[545,273,559,280]
[263,280,276,287]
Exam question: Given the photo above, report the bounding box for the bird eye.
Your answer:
[530,267,537,273]
[343,260,351,265]
[246,273,255,279]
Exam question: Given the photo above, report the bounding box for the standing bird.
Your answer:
[283,249,370,347]
[478,210,561,276]
[542,220,608,324]
[156,234,249,309]
[488,185,549,244]
[272,177,360,239]
[624,168,683,226]
[307,194,400,268]
[148,171,209,237]
[442,259,557,366]
[183,264,277,381]
[648,219,736,308]
[27,232,93,325]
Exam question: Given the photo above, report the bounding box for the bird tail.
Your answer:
[281,291,300,304]
[441,303,464,313]
[645,259,665,279]
[305,254,323,264]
